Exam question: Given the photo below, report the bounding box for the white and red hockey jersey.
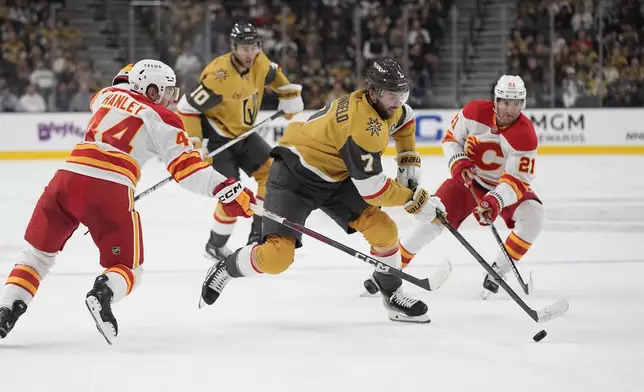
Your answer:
[442,100,538,208]
[63,87,225,196]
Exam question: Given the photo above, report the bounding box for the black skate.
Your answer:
[0,300,27,339]
[85,275,118,345]
[481,263,504,300]
[381,288,430,323]
[205,231,233,262]
[246,215,263,245]
[198,259,232,309]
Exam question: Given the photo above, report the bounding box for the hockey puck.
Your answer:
[532,330,547,342]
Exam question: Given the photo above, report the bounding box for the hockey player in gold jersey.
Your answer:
[199,59,446,323]
[177,22,303,260]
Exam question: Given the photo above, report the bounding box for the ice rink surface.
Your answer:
[1,155,643,392]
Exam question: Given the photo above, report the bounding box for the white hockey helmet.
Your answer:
[494,75,526,109]
[129,59,180,103]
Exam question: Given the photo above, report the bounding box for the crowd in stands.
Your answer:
[508,0,644,107]
[0,0,103,113]
[3,0,643,112]
[164,0,451,109]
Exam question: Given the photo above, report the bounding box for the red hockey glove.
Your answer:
[213,178,256,218]
[451,158,477,188]
[473,192,502,226]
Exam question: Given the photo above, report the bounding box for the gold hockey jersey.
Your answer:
[177,51,290,139]
[275,89,417,207]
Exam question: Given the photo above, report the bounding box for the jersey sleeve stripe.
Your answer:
[172,161,211,182]
[397,119,414,132]
[361,177,391,200]
[167,150,202,174]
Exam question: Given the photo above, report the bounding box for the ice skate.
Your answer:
[199,258,233,308]
[85,275,118,345]
[205,231,233,262]
[480,263,505,300]
[381,286,430,323]
[0,300,27,339]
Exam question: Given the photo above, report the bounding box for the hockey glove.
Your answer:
[213,178,256,218]
[473,192,502,225]
[396,151,421,189]
[277,84,303,120]
[189,137,212,164]
[450,157,477,187]
[404,187,446,223]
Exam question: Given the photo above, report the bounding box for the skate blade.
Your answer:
[359,290,379,298]
[85,296,116,345]
[198,295,208,309]
[480,287,493,300]
[388,311,431,324]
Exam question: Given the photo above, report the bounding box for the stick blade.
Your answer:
[536,298,570,323]
[428,258,452,291]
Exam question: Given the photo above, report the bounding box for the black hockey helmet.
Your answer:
[365,58,410,97]
[230,22,261,47]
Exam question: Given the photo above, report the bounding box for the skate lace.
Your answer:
[208,265,231,293]
[391,289,417,308]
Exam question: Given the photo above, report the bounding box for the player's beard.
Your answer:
[377,102,397,120]
[232,53,256,72]
[367,93,396,120]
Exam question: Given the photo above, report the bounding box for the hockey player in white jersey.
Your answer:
[369,75,545,298]
[0,59,256,344]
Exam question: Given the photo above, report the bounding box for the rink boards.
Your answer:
[0,108,643,159]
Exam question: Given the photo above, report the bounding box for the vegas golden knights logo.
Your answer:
[242,92,259,126]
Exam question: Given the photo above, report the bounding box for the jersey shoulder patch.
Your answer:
[502,114,538,151]
[462,100,494,127]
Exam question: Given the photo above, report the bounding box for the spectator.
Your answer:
[325,79,347,104]
[362,28,388,61]
[562,68,580,108]
[19,84,46,112]
[30,60,56,98]
[0,86,21,112]
[55,81,73,112]
[571,3,593,32]
[407,18,431,47]
[69,81,92,112]
[174,44,202,92]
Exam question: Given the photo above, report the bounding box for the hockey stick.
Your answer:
[133,110,285,203]
[436,211,568,323]
[83,111,284,235]
[468,187,533,295]
[251,204,451,292]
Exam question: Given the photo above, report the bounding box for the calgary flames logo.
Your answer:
[465,135,504,171]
